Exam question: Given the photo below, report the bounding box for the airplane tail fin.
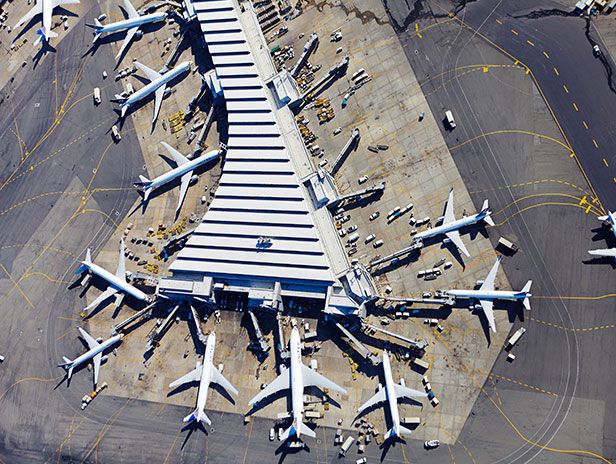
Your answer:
[384,427,397,441]
[75,249,91,275]
[183,408,211,425]
[521,280,532,310]
[281,421,315,441]
[35,27,57,45]
[481,199,495,226]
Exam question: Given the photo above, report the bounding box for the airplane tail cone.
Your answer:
[521,280,532,310]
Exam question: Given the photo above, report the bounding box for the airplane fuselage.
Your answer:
[414,211,487,242]
[382,351,401,437]
[289,329,305,437]
[42,0,52,35]
[98,12,166,34]
[195,333,216,417]
[69,334,123,373]
[82,260,148,302]
[121,61,191,111]
[446,289,527,301]
[148,149,221,192]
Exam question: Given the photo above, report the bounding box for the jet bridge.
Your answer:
[333,320,379,365]
[327,182,385,211]
[366,241,423,269]
[361,320,428,351]
[330,128,360,175]
[290,32,318,78]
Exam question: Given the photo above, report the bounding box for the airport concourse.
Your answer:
[0,0,615,462]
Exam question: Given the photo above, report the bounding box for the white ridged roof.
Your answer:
[169,0,336,289]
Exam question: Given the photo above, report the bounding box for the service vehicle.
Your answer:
[339,436,355,456]
[111,125,121,142]
[373,239,383,248]
[93,87,101,105]
[358,175,369,184]
[445,110,456,129]
[269,428,275,441]
[347,225,358,233]
[369,211,380,221]
[365,234,376,243]
[425,439,440,449]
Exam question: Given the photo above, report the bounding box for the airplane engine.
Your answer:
[472,304,483,311]
[475,280,484,287]
[101,355,109,364]
[189,174,199,185]
[163,87,172,98]
[134,30,143,40]
[442,238,451,244]
[96,337,103,343]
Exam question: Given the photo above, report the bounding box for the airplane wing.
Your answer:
[84,286,119,311]
[478,299,496,333]
[248,369,289,405]
[122,0,139,18]
[211,365,238,395]
[445,230,470,257]
[92,352,102,386]
[115,240,127,281]
[169,364,203,389]
[301,364,347,395]
[160,141,190,166]
[442,189,456,223]
[134,61,162,82]
[356,388,386,414]
[176,171,193,214]
[479,257,501,292]
[588,249,616,258]
[152,84,166,124]
[78,327,101,350]
[15,2,43,28]
[394,384,426,399]
[115,26,139,61]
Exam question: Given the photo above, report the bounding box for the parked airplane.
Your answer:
[356,350,425,440]
[169,332,237,426]
[445,256,532,332]
[86,0,167,60]
[413,189,494,257]
[14,0,79,45]
[588,211,616,260]
[134,143,222,215]
[76,239,151,312]
[249,327,347,440]
[58,327,123,386]
[115,60,191,124]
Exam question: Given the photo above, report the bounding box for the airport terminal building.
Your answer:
[158,0,377,315]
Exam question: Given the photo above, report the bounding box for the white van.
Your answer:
[93,87,101,105]
[445,110,456,129]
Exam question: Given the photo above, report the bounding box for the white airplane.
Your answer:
[115,60,192,124]
[249,327,347,441]
[58,327,123,386]
[356,350,425,441]
[413,189,494,257]
[14,0,79,45]
[76,239,151,312]
[169,332,237,426]
[86,0,167,61]
[588,211,616,260]
[135,143,222,215]
[446,256,532,332]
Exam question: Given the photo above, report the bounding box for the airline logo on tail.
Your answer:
[35,27,57,45]
[480,199,495,226]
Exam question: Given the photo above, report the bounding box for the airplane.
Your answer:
[412,189,494,257]
[86,0,167,61]
[588,211,616,260]
[14,0,80,45]
[134,142,222,215]
[248,327,347,441]
[445,256,532,333]
[169,332,237,426]
[76,239,151,312]
[115,60,192,124]
[58,327,123,386]
[356,350,425,441]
